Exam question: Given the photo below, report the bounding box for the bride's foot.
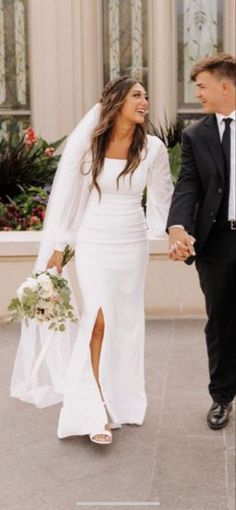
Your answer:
[102,400,121,430]
[89,426,112,445]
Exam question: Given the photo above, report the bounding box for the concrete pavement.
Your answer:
[0,320,235,510]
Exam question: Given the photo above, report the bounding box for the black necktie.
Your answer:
[222,118,232,172]
[218,118,232,224]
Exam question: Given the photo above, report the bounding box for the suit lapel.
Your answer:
[203,115,225,181]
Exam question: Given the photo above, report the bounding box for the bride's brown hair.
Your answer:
[87,75,148,197]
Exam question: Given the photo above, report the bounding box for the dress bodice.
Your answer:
[93,157,148,197]
[77,158,148,244]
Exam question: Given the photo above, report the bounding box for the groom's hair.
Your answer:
[190,53,236,86]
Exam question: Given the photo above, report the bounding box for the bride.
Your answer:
[11,75,173,445]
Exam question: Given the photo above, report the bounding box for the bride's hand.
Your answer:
[46,250,64,274]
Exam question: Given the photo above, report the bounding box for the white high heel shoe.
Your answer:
[89,399,121,444]
[89,428,112,445]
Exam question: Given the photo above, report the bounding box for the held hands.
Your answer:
[46,250,64,273]
[168,227,196,261]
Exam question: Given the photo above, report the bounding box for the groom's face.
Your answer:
[194,71,229,113]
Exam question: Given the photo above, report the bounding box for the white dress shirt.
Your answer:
[216,110,236,221]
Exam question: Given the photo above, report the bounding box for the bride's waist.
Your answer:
[81,206,145,226]
[79,213,146,229]
[86,192,143,210]
[77,222,148,243]
[78,192,146,237]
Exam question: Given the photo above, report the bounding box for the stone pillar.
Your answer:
[28,0,102,141]
[72,0,103,116]
[148,0,176,127]
[224,0,236,56]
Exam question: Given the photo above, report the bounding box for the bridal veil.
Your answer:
[10,103,102,407]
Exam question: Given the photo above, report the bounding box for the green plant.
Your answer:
[149,115,186,149]
[168,143,182,185]
[0,119,66,201]
[148,115,188,184]
[0,185,50,231]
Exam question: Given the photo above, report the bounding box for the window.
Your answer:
[177,0,223,117]
[102,0,148,90]
[0,0,30,134]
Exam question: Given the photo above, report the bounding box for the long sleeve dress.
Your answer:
[10,132,173,437]
[55,135,173,437]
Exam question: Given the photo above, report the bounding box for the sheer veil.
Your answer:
[36,102,102,270]
[10,102,102,408]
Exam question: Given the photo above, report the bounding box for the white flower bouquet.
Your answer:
[8,246,78,332]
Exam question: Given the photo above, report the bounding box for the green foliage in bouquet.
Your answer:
[0,119,66,201]
[62,245,75,266]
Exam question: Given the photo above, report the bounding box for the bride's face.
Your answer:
[118,83,148,124]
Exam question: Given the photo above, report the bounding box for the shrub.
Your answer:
[0,186,51,231]
[148,115,188,184]
[0,120,66,201]
[149,115,185,149]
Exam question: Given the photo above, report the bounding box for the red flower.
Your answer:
[24,127,37,147]
[44,147,55,158]
[29,215,40,225]
[32,207,46,220]
[2,226,11,231]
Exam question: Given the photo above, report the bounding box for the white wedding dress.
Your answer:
[10,127,173,437]
[57,141,173,438]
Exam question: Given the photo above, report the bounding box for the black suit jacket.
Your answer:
[167,114,226,265]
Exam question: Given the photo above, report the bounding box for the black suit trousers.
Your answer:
[196,226,236,403]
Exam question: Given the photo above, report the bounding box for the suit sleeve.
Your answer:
[166,129,201,232]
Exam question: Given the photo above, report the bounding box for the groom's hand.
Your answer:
[168,227,196,261]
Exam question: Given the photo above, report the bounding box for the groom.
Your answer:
[167,53,236,429]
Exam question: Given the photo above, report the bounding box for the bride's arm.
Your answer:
[146,138,174,239]
[46,250,64,273]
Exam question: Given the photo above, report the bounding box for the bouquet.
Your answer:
[8,246,78,332]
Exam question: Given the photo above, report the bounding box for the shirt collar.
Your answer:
[216,110,236,127]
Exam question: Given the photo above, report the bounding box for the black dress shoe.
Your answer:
[207,401,232,430]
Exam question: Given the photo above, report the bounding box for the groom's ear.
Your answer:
[220,79,233,95]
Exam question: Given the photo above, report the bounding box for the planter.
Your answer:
[0,231,205,320]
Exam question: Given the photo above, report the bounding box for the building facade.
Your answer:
[0,0,235,319]
[0,0,235,140]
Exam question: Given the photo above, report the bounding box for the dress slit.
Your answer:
[88,306,113,421]
[88,302,120,427]
[57,299,119,438]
